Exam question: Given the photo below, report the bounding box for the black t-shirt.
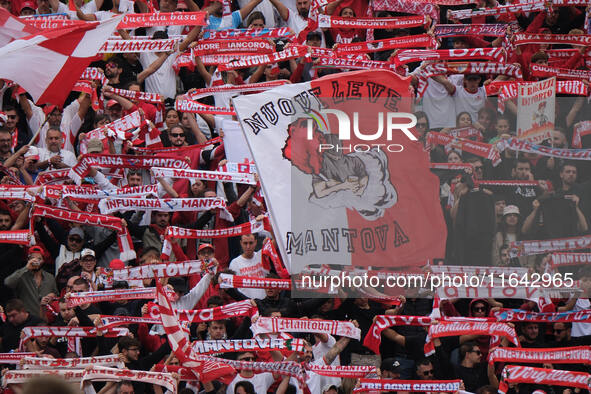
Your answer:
[0,314,43,352]
[453,363,489,392]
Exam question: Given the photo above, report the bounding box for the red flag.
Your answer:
[0,15,122,105]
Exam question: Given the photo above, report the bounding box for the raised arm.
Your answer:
[239,0,263,20]
[194,56,212,86]
[268,0,289,21]
[137,52,173,84]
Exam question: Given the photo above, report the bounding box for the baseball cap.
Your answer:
[81,248,96,259]
[322,384,339,393]
[503,205,520,216]
[87,138,104,154]
[380,358,401,373]
[68,227,85,239]
[110,259,125,270]
[106,99,120,108]
[20,0,35,12]
[24,146,40,161]
[28,245,45,256]
[198,243,214,253]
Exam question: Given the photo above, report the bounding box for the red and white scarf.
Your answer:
[156,280,237,383]
[513,32,591,47]
[44,184,159,201]
[370,0,440,21]
[20,326,129,349]
[118,12,207,29]
[3,369,86,386]
[314,56,395,70]
[197,354,306,383]
[69,153,189,184]
[427,132,501,165]
[34,169,72,185]
[317,14,428,29]
[109,88,162,105]
[186,80,288,101]
[99,197,226,214]
[501,366,591,390]
[152,167,255,185]
[129,137,221,154]
[489,346,591,365]
[492,308,591,323]
[434,24,507,37]
[500,138,591,161]
[449,2,544,19]
[573,121,591,148]
[219,273,292,290]
[218,45,309,71]
[354,379,462,393]
[429,163,474,170]
[82,366,176,393]
[0,230,31,246]
[308,364,377,378]
[251,317,361,340]
[67,287,174,307]
[192,39,274,56]
[203,27,294,40]
[113,260,207,281]
[22,354,124,369]
[551,252,591,267]
[427,321,519,345]
[165,219,268,241]
[445,126,484,141]
[530,63,591,80]
[364,315,433,354]
[98,315,161,330]
[393,48,506,67]
[80,67,108,86]
[153,364,198,381]
[145,299,257,323]
[175,97,235,115]
[191,337,304,354]
[31,204,135,261]
[335,34,436,56]
[98,39,178,53]
[0,352,35,364]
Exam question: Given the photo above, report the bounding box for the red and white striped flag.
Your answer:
[0,15,123,105]
[0,8,39,47]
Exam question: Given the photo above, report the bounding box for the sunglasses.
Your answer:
[68,237,83,243]
[170,133,185,138]
[422,370,434,376]
[470,350,482,355]
[473,306,486,311]
[7,115,17,119]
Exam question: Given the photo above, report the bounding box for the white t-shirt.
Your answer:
[305,357,341,394]
[38,148,78,168]
[226,372,274,394]
[139,52,178,99]
[450,74,486,124]
[421,78,456,129]
[57,0,97,19]
[238,0,278,28]
[27,98,82,154]
[229,251,268,299]
[572,298,591,337]
[313,335,340,366]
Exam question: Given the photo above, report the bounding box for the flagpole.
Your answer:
[28,117,49,146]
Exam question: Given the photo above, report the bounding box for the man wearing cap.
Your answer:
[4,246,58,318]
[18,1,35,15]
[37,128,78,169]
[106,99,123,121]
[79,249,98,289]
[380,358,402,379]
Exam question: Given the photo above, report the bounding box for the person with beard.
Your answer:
[0,299,43,352]
[1,105,29,151]
[0,129,13,162]
[117,337,171,394]
[4,246,57,318]
[269,0,324,45]
[0,210,26,303]
[102,57,126,89]
[204,0,264,33]
[36,128,78,169]
[535,129,569,183]
[519,322,547,348]
[142,211,175,260]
